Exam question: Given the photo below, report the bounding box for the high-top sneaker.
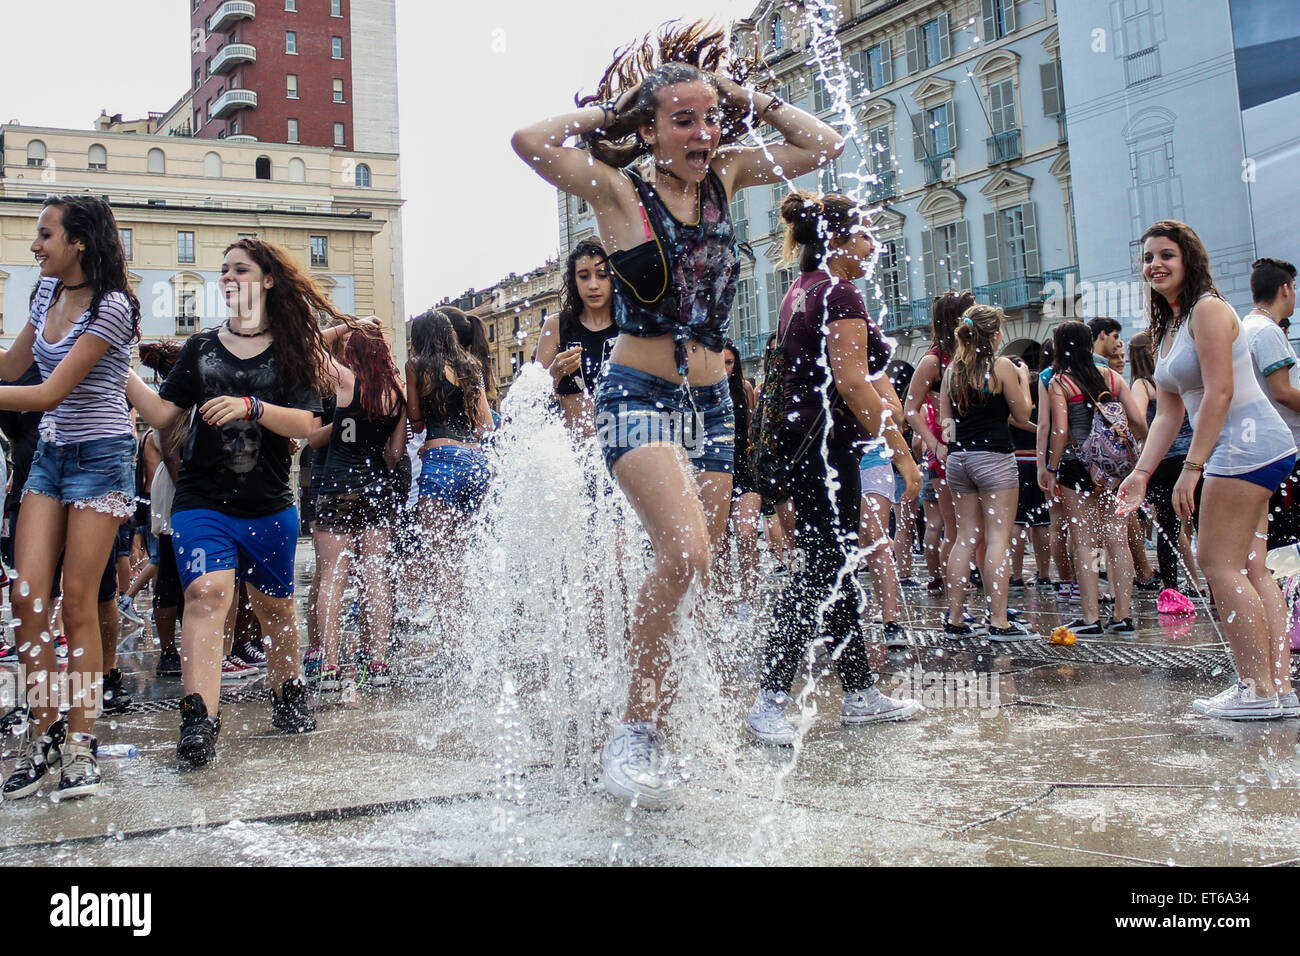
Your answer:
[101,667,132,714]
[177,693,221,768]
[2,718,66,800]
[270,677,316,733]
[57,732,101,800]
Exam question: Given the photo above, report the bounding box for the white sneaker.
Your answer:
[841,687,923,725]
[1280,690,1300,719]
[746,690,797,746]
[601,722,676,809]
[1192,681,1283,720]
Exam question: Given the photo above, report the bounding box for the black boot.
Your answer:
[270,678,315,733]
[177,693,220,767]
[102,667,132,713]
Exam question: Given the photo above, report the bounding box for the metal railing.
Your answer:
[1054,111,1068,144]
[213,43,256,75]
[923,149,955,185]
[867,168,896,202]
[212,89,257,118]
[1041,265,1079,290]
[987,129,1021,165]
[1124,46,1161,87]
[211,0,256,33]
[909,297,933,328]
[879,302,913,334]
[974,275,1046,310]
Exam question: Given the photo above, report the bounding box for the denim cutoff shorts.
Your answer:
[418,444,491,512]
[24,434,137,518]
[593,363,735,475]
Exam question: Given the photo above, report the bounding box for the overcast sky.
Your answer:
[0,0,755,317]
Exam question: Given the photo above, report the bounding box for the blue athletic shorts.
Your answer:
[169,506,299,598]
[1210,454,1299,493]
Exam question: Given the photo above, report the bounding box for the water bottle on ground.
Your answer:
[1265,544,1300,578]
[98,744,139,759]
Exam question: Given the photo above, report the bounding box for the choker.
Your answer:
[225,319,269,338]
[60,280,91,292]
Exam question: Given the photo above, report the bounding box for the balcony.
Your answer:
[867,168,896,203]
[735,332,765,362]
[212,88,257,119]
[987,129,1022,165]
[225,134,258,143]
[768,207,781,235]
[212,42,256,75]
[975,275,1046,311]
[1053,111,1068,144]
[1124,46,1161,87]
[210,0,256,33]
[879,302,912,334]
[909,297,933,329]
[923,149,955,185]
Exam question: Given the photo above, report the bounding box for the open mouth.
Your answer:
[686,150,710,172]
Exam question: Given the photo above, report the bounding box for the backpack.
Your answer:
[749,279,831,500]
[1075,372,1138,490]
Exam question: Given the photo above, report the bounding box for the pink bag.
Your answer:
[1285,574,1300,651]
[1157,588,1194,616]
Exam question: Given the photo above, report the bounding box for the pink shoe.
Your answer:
[1157,588,1195,616]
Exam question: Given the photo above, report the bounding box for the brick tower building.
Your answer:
[189,0,398,154]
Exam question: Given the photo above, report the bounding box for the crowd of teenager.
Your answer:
[3,23,1299,810]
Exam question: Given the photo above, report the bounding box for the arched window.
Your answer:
[147,148,166,174]
[255,156,272,180]
[88,144,107,170]
[354,163,371,187]
[769,12,784,51]
[288,157,306,183]
[26,140,46,167]
[204,151,222,178]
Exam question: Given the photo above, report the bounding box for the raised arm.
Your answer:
[713,78,845,193]
[512,102,629,207]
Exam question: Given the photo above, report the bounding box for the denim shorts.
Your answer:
[24,434,137,518]
[170,506,298,598]
[593,363,735,475]
[418,444,490,512]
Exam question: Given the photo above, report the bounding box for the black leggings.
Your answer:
[761,441,874,695]
[1147,454,1189,589]
[154,532,185,618]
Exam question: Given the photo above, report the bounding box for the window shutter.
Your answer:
[1022,202,1040,276]
[766,276,779,332]
[954,220,972,286]
[921,229,937,296]
[945,100,958,151]
[895,237,911,303]
[989,81,1004,133]
[1002,0,1017,33]
[881,38,894,85]
[1040,61,1061,115]
[981,0,996,41]
[911,111,927,160]
[1110,3,1125,55]
[938,13,951,60]
[984,212,1002,284]
[905,26,919,75]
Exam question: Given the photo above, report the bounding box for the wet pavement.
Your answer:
[2,541,1298,866]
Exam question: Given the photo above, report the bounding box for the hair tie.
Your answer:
[962,316,976,326]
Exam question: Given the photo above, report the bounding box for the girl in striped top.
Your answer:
[1,196,140,802]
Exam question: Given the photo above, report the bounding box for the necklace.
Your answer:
[1251,306,1277,322]
[60,280,90,291]
[225,319,269,338]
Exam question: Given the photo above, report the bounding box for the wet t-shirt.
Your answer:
[159,330,322,518]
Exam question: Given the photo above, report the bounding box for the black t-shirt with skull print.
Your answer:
[159,330,323,519]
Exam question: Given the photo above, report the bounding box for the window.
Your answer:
[119,229,133,262]
[812,72,833,114]
[984,203,1040,285]
[864,42,891,90]
[733,277,757,346]
[768,12,784,52]
[729,192,748,243]
[289,157,306,182]
[906,15,950,73]
[285,0,296,9]
[147,148,166,174]
[204,151,222,177]
[333,123,345,147]
[927,102,955,154]
[981,0,1016,41]
[287,119,300,143]
[333,79,345,103]
[331,37,343,59]
[310,236,328,267]
[921,20,942,68]
[229,118,240,135]
[194,68,201,90]
[204,99,211,124]
[875,239,909,310]
[923,221,971,294]
[26,140,46,167]
[255,156,272,180]
[177,290,198,334]
[331,0,342,15]
[354,163,371,187]
[287,74,298,98]
[989,78,1016,134]
[205,56,211,77]
[178,231,195,264]
[88,144,107,170]
[1040,58,1064,117]
[286,31,297,54]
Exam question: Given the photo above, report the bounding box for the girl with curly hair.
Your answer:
[513,21,844,807]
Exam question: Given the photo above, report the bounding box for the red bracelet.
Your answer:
[242,396,252,420]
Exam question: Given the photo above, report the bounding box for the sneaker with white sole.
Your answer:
[117,594,144,626]
[882,621,911,649]
[988,621,1038,641]
[841,687,923,725]
[601,721,677,809]
[1063,618,1106,640]
[1192,681,1283,720]
[56,733,101,800]
[2,718,65,800]
[747,689,797,746]
[944,610,988,636]
[220,655,260,686]
[1279,690,1300,718]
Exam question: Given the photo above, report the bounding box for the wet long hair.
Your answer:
[409,309,483,427]
[442,304,497,409]
[223,238,347,396]
[559,240,612,339]
[578,21,763,169]
[39,196,141,339]
[1052,320,1108,400]
[723,340,750,447]
[342,328,405,422]
[1128,331,1156,391]
[779,191,866,273]
[929,291,974,360]
[947,304,1003,415]
[1139,220,1220,346]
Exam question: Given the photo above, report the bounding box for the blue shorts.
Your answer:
[24,434,136,517]
[1210,454,1299,492]
[418,445,491,512]
[592,362,735,475]
[169,506,298,598]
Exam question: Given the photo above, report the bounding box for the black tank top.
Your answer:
[423,376,475,443]
[951,387,1014,454]
[1008,376,1038,450]
[318,387,401,495]
[555,312,618,396]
